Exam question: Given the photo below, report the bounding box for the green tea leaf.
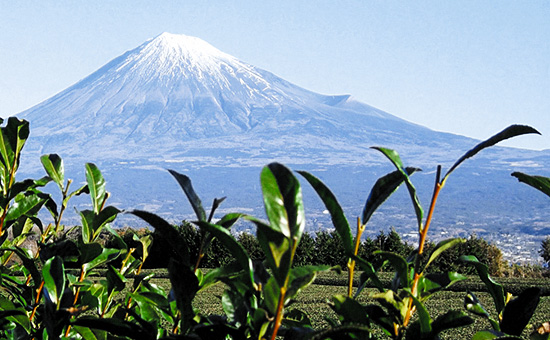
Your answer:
[422,272,467,294]
[424,238,465,272]
[331,294,370,325]
[444,125,540,182]
[71,325,107,340]
[130,209,191,266]
[352,256,385,292]
[79,209,94,243]
[72,316,148,339]
[82,248,121,273]
[168,169,207,222]
[41,154,64,191]
[0,118,29,175]
[263,277,280,315]
[255,219,291,286]
[283,309,312,329]
[512,172,550,198]
[431,310,474,335]
[287,265,331,301]
[167,258,198,334]
[207,196,226,222]
[85,163,106,214]
[297,170,353,255]
[91,206,120,238]
[362,167,421,225]
[5,192,46,221]
[195,220,255,288]
[372,147,424,231]
[461,255,505,314]
[471,330,510,340]
[501,287,541,336]
[407,291,432,335]
[42,256,66,308]
[105,265,126,293]
[261,163,305,241]
[64,184,89,207]
[464,291,491,319]
[376,251,409,288]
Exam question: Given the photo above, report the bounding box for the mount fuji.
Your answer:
[20,32,475,167]
[16,33,550,262]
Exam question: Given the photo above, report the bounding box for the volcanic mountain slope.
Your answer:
[19,32,485,169]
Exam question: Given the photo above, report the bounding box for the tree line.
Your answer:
[102,223,549,278]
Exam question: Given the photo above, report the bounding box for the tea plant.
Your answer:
[130,163,335,339]
[297,125,542,339]
[0,118,156,339]
[0,116,547,340]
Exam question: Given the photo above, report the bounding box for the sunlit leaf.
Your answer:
[82,248,121,273]
[261,163,305,240]
[85,163,106,214]
[195,220,255,288]
[41,154,64,191]
[255,219,291,286]
[42,256,66,308]
[5,192,46,221]
[406,290,432,334]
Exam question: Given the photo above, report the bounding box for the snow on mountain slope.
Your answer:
[19,32,470,168]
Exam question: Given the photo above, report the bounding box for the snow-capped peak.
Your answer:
[148,32,231,60]
[121,32,240,80]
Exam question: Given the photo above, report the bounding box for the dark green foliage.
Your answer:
[359,229,414,270]
[429,234,504,276]
[237,231,264,262]
[294,232,316,267]
[314,230,348,268]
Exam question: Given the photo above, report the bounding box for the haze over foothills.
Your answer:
[1,1,549,150]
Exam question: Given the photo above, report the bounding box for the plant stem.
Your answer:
[270,236,299,340]
[29,280,45,321]
[348,217,365,297]
[270,286,287,340]
[404,166,442,327]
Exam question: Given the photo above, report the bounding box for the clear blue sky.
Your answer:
[1,1,549,149]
